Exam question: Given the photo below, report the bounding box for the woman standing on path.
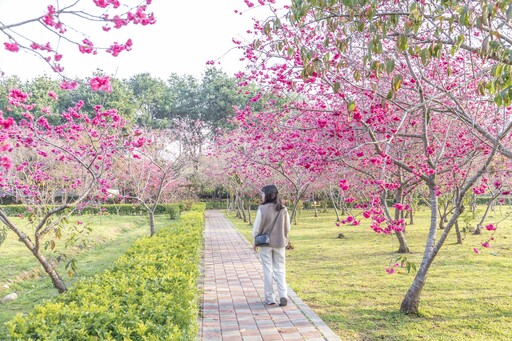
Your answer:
[252,185,291,307]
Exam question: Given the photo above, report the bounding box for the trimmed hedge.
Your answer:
[189,202,206,212]
[203,201,260,210]
[204,200,226,209]
[0,203,182,219]
[7,204,205,340]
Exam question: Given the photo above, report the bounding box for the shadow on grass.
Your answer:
[335,303,512,340]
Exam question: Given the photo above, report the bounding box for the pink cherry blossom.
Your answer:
[385,267,396,274]
[79,39,96,54]
[106,39,133,57]
[8,89,29,106]
[394,203,406,210]
[60,80,78,90]
[90,76,112,92]
[4,42,19,52]
[93,0,120,8]
[48,91,58,100]
[485,224,496,231]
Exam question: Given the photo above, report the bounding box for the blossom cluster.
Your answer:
[106,39,133,57]
[90,76,113,93]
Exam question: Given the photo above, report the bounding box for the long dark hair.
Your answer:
[261,185,284,210]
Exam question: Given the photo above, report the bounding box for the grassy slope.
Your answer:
[0,214,172,338]
[227,207,512,341]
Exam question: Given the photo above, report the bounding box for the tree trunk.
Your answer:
[247,204,252,225]
[329,189,341,222]
[149,210,155,236]
[409,209,414,225]
[34,250,67,293]
[473,195,496,235]
[289,194,302,225]
[235,194,241,218]
[400,186,439,314]
[240,199,247,222]
[455,219,462,244]
[438,204,446,229]
[1,214,68,294]
[400,266,428,314]
[395,231,410,253]
[471,198,476,212]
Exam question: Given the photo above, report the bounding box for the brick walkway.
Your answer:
[199,210,341,341]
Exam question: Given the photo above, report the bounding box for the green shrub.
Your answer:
[204,201,226,209]
[202,200,259,210]
[190,202,206,212]
[178,200,194,212]
[79,203,182,217]
[7,208,205,340]
[0,203,183,218]
[0,205,28,216]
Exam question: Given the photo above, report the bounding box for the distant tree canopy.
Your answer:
[0,67,257,134]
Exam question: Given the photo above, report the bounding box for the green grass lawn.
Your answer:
[0,214,173,338]
[227,207,512,340]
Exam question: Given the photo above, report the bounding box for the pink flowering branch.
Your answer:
[1,0,155,80]
[0,88,136,293]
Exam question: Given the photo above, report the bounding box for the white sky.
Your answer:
[0,0,274,80]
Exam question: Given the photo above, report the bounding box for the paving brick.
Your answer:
[242,336,264,341]
[280,332,303,340]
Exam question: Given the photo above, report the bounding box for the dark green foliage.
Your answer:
[6,205,205,340]
[127,73,172,127]
[0,205,28,216]
[0,204,182,218]
[177,201,195,212]
[204,201,227,209]
[189,202,205,212]
[167,205,181,220]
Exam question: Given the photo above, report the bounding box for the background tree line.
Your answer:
[0,68,256,135]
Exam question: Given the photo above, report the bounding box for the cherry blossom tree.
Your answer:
[0,0,160,295]
[114,128,185,236]
[0,89,134,293]
[223,0,512,315]
[216,105,324,223]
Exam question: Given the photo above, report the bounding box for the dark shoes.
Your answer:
[266,297,287,306]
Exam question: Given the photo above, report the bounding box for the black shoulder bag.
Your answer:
[254,210,281,247]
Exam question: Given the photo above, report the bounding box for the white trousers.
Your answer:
[259,247,287,304]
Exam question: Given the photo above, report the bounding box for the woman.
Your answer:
[252,185,291,306]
